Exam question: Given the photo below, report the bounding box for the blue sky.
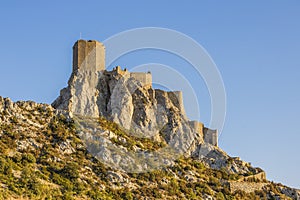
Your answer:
[0,1,299,188]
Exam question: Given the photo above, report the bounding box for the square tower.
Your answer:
[73,40,105,72]
[203,128,218,146]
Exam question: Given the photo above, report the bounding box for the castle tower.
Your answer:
[130,72,152,88]
[73,40,105,72]
[203,128,218,146]
[189,121,204,138]
[169,91,186,117]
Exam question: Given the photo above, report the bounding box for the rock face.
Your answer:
[52,40,218,156]
[53,66,201,156]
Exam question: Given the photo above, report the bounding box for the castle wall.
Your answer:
[167,91,186,117]
[203,127,218,146]
[130,72,152,88]
[229,181,267,193]
[238,172,266,182]
[73,40,105,72]
[189,120,204,137]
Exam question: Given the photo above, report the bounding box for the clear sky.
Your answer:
[0,1,299,188]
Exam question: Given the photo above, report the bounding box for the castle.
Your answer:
[70,39,218,146]
[73,40,152,88]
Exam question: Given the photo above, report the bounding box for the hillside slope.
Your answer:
[0,97,299,200]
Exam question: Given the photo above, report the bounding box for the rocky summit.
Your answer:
[52,40,218,159]
[0,40,299,199]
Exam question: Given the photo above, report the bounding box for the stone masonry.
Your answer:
[73,40,105,72]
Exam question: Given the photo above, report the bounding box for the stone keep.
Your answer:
[73,40,105,72]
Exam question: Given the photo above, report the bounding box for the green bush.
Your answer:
[121,191,134,200]
[0,157,13,176]
[61,163,79,180]
[216,192,225,200]
[51,173,74,191]
[19,166,43,196]
[22,153,36,164]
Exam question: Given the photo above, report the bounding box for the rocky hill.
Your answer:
[0,97,299,199]
[0,39,299,199]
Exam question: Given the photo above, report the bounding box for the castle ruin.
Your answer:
[70,39,218,146]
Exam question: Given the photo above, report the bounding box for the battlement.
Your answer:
[73,40,105,72]
[108,66,152,88]
[111,66,128,76]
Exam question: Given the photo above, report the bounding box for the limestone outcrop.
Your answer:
[53,66,200,157]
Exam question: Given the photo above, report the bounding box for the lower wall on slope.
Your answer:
[229,181,268,193]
